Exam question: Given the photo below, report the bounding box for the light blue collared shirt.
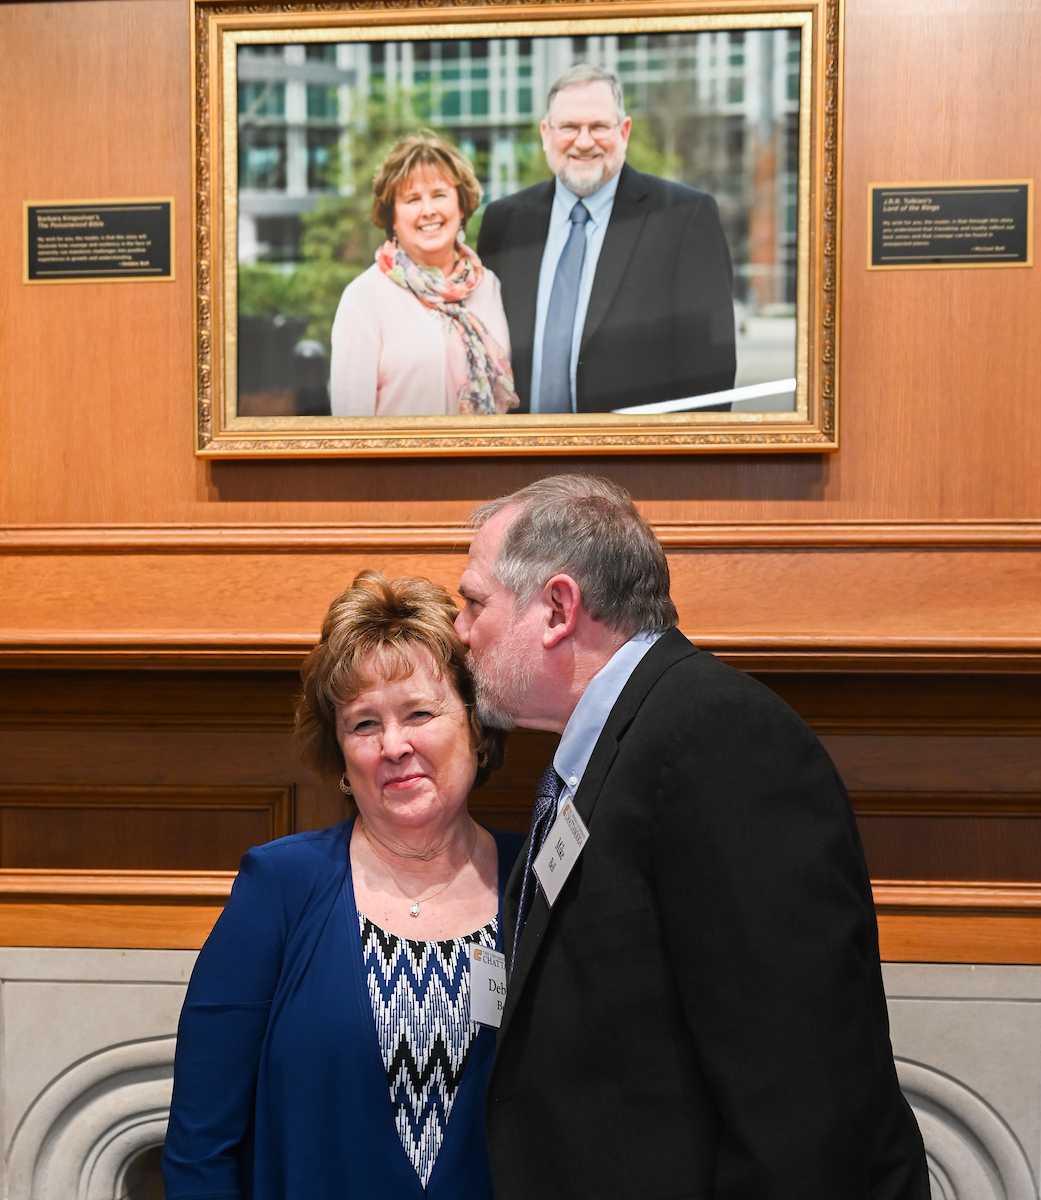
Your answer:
[530,171,621,414]
[553,630,664,815]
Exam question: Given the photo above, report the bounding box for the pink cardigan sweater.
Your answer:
[329,263,512,417]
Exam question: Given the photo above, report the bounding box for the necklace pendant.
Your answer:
[409,902,420,917]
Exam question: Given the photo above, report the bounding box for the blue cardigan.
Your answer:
[162,819,521,1200]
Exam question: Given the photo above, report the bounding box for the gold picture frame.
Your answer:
[192,0,842,456]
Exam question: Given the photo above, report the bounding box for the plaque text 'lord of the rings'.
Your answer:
[869,182,1032,269]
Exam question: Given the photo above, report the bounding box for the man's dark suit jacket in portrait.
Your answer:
[477,164,737,413]
[487,629,929,1200]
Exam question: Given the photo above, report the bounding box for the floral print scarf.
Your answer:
[376,239,519,415]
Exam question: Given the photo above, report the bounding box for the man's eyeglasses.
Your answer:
[548,121,621,143]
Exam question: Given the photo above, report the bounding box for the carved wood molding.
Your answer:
[1,872,1037,957]
[855,792,1041,816]
[872,881,1041,912]
[0,870,235,898]
[1,640,1039,672]
[2,521,1040,553]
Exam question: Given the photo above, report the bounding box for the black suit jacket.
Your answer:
[477,164,737,412]
[487,631,929,1200]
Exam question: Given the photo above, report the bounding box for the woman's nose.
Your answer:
[380,721,413,759]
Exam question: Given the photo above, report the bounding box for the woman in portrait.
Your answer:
[162,570,520,1200]
[329,134,518,417]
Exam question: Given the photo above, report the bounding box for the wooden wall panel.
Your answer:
[0,0,1037,552]
[1,543,1039,661]
[821,735,1041,793]
[1,0,1040,964]
[0,670,1039,958]
[854,794,1041,884]
[0,785,292,869]
[0,722,347,844]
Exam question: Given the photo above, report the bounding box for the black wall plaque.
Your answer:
[24,199,174,282]
[869,181,1032,269]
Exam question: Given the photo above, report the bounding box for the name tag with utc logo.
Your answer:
[469,944,507,1028]
[533,800,590,907]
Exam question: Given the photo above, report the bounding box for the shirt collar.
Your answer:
[553,168,622,228]
[553,630,663,793]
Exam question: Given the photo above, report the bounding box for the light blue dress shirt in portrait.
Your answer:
[530,171,621,414]
[553,630,664,816]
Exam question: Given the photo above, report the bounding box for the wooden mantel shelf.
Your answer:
[871,881,1041,964]
[0,872,1039,961]
[0,869,235,949]
[872,881,1041,911]
[0,869,236,897]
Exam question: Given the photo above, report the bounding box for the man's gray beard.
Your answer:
[470,634,536,732]
[558,160,607,198]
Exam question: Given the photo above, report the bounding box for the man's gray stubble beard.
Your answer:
[558,160,607,198]
[469,624,537,732]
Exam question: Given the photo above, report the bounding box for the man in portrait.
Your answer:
[477,65,737,414]
[455,474,930,1200]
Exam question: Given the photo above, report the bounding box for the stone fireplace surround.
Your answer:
[1,949,1039,1200]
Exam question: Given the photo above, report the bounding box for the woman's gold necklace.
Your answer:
[365,821,477,917]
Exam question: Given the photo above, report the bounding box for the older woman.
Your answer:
[330,133,518,417]
[162,571,519,1200]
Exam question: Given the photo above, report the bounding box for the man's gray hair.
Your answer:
[545,65,627,124]
[468,475,678,637]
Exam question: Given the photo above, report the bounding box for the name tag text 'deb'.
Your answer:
[533,800,590,907]
[469,944,507,1028]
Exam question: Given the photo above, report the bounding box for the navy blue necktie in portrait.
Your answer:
[538,201,590,414]
[512,763,565,970]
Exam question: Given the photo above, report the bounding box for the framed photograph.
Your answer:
[192,0,841,456]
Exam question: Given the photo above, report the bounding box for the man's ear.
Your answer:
[540,574,582,649]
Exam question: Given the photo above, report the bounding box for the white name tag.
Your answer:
[469,943,507,1028]
[533,799,590,907]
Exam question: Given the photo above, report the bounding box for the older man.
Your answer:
[477,64,736,413]
[455,475,929,1200]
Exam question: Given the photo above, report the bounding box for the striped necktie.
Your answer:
[511,763,565,972]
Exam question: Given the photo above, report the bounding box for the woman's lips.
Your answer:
[383,773,426,790]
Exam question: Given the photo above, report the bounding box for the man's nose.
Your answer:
[454,608,471,643]
[573,125,596,149]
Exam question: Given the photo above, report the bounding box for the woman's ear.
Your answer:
[473,727,507,789]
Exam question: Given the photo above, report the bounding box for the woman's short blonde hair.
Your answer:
[370,132,483,239]
[293,569,504,787]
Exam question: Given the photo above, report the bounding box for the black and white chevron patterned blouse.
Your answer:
[360,913,498,1187]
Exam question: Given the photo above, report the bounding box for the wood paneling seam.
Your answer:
[2,522,1041,552]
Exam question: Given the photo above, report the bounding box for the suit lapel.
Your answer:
[580,165,650,349]
[500,184,553,407]
[497,629,699,1043]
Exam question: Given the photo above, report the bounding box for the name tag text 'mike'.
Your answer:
[533,800,590,907]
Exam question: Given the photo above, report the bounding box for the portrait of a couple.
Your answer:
[328,63,736,417]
